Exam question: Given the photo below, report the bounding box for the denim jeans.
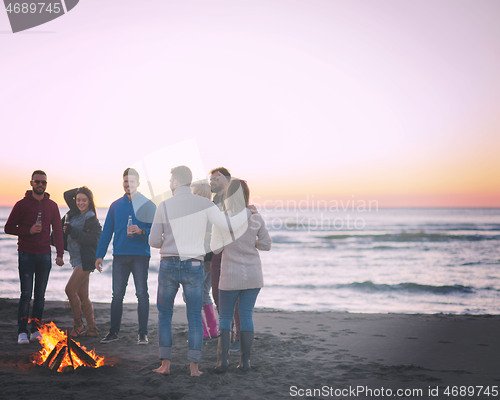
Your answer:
[110,255,150,335]
[182,268,212,305]
[17,251,52,334]
[157,258,204,362]
[218,288,260,332]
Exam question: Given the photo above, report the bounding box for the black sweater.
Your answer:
[63,189,102,270]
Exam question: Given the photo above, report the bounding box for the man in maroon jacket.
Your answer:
[4,170,64,344]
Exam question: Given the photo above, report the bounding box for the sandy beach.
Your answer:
[0,298,499,400]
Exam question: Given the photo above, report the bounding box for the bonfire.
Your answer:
[32,322,109,372]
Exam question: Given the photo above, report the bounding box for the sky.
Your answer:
[1,0,499,208]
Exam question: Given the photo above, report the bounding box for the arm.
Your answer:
[4,202,32,237]
[210,224,225,254]
[63,188,78,211]
[66,217,102,246]
[254,215,272,251]
[206,204,249,232]
[148,203,165,249]
[51,203,65,259]
[203,222,212,254]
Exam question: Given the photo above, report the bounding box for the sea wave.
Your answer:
[269,235,304,244]
[341,281,475,294]
[318,232,500,243]
[267,281,476,295]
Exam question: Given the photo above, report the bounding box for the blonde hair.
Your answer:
[191,180,211,199]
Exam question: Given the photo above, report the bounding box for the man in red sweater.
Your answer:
[4,170,64,344]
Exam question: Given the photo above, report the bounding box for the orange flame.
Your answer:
[34,321,108,372]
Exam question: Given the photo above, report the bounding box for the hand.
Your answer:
[55,257,64,266]
[95,258,103,273]
[247,205,259,215]
[63,225,67,233]
[127,225,143,236]
[30,224,42,235]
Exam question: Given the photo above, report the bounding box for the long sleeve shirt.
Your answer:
[96,193,156,258]
[211,210,271,290]
[149,186,249,260]
[4,190,64,258]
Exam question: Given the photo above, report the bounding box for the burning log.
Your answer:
[35,321,108,372]
[67,337,97,367]
[42,340,63,368]
[66,331,74,370]
[49,345,67,372]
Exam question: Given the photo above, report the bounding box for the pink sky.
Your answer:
[1,0,499,207]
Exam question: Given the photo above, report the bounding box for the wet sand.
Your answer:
[0,298,499,399]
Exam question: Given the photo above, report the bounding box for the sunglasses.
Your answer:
[33,180,47,185]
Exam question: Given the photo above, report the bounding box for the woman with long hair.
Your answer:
[210,179,271,371]
[63,187,102,337]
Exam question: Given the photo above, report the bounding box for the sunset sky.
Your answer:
[1,0,499,208]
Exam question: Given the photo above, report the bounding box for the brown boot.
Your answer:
[68,297,86,337]
[82,301,99,337]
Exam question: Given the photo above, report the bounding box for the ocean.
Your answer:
[1,206,499,314]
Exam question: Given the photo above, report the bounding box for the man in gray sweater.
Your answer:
[149,166,250,376]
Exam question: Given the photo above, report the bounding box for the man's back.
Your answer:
[150,186,215,259]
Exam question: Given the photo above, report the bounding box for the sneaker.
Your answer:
[30,331,43,342]
[18,332,29,344]
[137,334,148,345]
[229,339,240,353]
[100,332,119,344]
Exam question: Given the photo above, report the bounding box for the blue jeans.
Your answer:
[110,255,150,335]
[157,258,204,362]
[17,251,51,334]
[219,288,260,332]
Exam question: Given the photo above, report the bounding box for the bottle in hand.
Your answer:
[127,215,133,238]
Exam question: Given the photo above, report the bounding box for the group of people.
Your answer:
[4,167,271,376]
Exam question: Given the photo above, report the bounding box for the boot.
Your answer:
[215,329,230,372]
[237,331,254,371]
[82,301,99,337]
[68,298,86,337]
[203,304,218,338]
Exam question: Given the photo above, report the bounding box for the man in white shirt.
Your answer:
[149,166,249,376]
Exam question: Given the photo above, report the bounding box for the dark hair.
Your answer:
[225,179,249,213]
[75,186,97,217]
[209,167,231,180]
[31,170,47,179]
[123,168,140,179]
[171,166,192,186]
